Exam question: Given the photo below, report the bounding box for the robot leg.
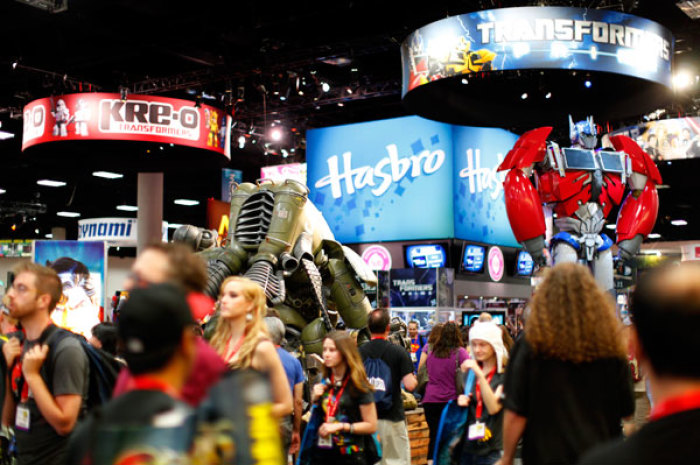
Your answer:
[551,241,579,266]
[327,258,372,343]
[592,248,614,294]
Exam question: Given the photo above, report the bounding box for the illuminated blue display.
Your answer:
[461,245,485,273]
[307,116,520,246]
[516,250,534,276]
[405,244,447,268]
[402,7,673,94]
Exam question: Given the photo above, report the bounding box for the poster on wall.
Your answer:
[260,162,308,185]
[221,168,244,202]
[22,93,232,158]
[389,268,438,308]
[608,116,700,161]
[33,240,106,337]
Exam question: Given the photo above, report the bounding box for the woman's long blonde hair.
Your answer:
[525,263,625,363]
[322,331,373,393]
[211,276,269,369]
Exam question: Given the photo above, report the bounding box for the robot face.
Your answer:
[570,116,598,149]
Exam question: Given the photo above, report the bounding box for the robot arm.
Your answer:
[498,127,552,267]
[609,135,663,261]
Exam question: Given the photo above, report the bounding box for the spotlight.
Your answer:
[672,71,692,90]
[521,93,528,99]
[584,80,592,88]
[346,88,353,94]
[337,102,344,107]
[461,78,469,85]
[281,149,289,158]
[11,61,18,70]
[238,135,246,149]
[269,128,282,142]
[545,92,552,99]
[321,82,330,92]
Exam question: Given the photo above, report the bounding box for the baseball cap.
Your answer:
[118,283,195,373]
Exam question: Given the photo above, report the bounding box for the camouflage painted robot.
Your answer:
[174,179,376,354]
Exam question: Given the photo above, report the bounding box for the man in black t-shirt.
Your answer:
[359,309,416,465]
[579,263,700,465]
[2,262,88,465]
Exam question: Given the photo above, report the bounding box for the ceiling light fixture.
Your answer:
[321,82,330,92]
[92,171,124,179]
[56,211,80,218]
[521,93,528,99]
[584,80,592,88]
[647,233,661,239]
[0,189,5,194]
[116,205,138,212]
[269,128,282,141]
[166,223,184,229]
[545,92,552,99]
[174,199,199,206]
[671,219,688,226]
[45,233,53,239]
[37,179,66,187]
[605,224,616,230]
[461,78,469,84]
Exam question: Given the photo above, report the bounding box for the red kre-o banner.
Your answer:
[22,93,232,158]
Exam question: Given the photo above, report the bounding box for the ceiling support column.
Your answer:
[136,172,163,255]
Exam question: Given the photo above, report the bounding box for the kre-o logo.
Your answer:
[99,99,200,140]
[458,148,506,200]
[315,143,445,199]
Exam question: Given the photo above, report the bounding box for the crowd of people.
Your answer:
[0,241,696,465]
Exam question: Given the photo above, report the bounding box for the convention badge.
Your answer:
[468,421,486,440]
[410,352,417,363]
[317,435,332,449]
[15,405,30,431]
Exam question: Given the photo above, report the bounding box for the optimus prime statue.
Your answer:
[497,116,662,291]
[174,179,376,354]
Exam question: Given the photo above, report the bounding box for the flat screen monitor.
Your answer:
[460,244,485,273]
[405,244,447,268]
[462,311,506,326]
[516,250,534,276]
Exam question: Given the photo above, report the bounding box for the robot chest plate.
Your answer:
[538,170,625,218]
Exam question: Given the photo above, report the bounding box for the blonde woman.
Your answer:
[500,263,634,465]
[210,276,292,418]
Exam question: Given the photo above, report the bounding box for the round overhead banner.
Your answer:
[402,7,673,95]
[22,93,232,158]
[401,7,674,127]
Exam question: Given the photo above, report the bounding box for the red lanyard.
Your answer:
[225,333,245,363]
[475,368,496,419]
[326,374,349,421]
[650,389,700,421]
[131,375,180,399]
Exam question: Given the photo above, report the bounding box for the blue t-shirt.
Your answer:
[277,347,304,395]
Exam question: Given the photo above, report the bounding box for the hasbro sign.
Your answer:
[307,116,519,247]
[308,117,454,243]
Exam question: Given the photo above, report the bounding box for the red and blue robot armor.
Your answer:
[497,116,662,290]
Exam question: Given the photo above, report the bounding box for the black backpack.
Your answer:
[42,326,123,410]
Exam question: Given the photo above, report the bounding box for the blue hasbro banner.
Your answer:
[307,116,454,242]
[402,7,673,95]
[307,116,520,246]
[453,126,519,247]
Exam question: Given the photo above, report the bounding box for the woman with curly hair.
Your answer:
[500,263,634,465]
[211,276,293,418]
[422,322,469,461]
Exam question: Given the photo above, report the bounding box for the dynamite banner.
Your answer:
[21,93,232,158]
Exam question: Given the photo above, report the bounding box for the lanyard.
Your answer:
[650,389,700,421]
[475,368,496,419]
[326,374,349,421]
[224,333,245,363]
[131,375,180,399]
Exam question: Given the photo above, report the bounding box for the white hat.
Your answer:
[469,321,507,373]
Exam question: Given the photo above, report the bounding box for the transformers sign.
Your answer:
[21,93,232,158]
[401,6,673,95]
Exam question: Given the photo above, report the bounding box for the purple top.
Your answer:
[423,347,469,403]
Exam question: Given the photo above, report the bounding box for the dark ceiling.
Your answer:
[0,0,698,249]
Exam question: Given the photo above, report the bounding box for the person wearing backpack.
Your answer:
[1,262,88,465]
[359,308,417,465]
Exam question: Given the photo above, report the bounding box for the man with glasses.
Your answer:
[1,262,88,465]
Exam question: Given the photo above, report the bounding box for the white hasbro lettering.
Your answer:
[314,144,445,199]
[458,149,506,200]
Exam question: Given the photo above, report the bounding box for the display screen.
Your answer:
[405,244,447,268]
[599,152,624,173]
[562,148,597,170]
[461,244,485,273]
[516,250,534,276]
[462,311,506,326]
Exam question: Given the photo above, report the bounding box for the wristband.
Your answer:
[349,423,355,434]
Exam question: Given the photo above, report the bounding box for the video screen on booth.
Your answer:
[460,244,485,273]
[516,250,534,276]
[462,311,506,327]
[405,244,447,268]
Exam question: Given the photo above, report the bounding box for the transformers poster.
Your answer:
[402,6,673,96]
